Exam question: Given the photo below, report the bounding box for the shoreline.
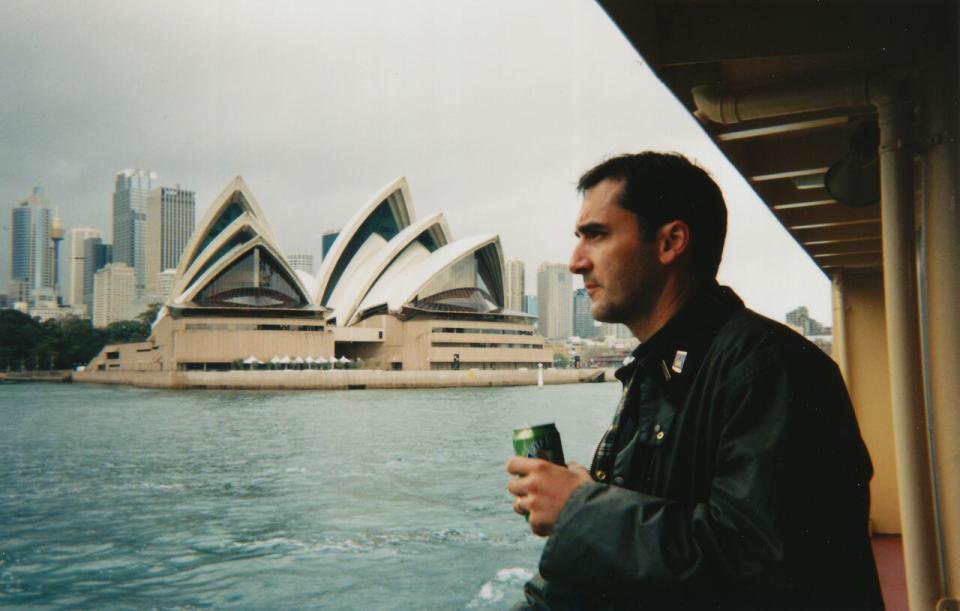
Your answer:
[67,367,618,390]
[0,371,73,383]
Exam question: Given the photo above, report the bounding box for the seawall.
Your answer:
[72,368,618,390]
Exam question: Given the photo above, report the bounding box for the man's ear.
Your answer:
[657,220,691,266]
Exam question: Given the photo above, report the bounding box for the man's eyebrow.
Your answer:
[575,222,606,235]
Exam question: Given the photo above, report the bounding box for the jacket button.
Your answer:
[656,431,665,441]
[613,476,624,486]
[595,470,607,481]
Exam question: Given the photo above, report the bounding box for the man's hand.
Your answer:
[507,458,592,536]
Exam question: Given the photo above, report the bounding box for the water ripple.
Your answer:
[0,382,619,608]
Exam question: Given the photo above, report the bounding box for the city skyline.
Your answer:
[0,1,833,325]
[5,177,827,333]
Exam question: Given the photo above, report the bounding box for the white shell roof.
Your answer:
[167,176,317,310]
[314,176,414,306]
[294,270,320,300]
[357,234,502,316]
[174,176,276,283]
[160,174,513,324]
[170,213,270,298]
[334,212,452,326]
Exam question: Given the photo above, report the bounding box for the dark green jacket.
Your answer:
[520,284,883,611]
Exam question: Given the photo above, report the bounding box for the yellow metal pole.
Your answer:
[876,91,945,611]
[830,270,849,380]
[922,60,960,601]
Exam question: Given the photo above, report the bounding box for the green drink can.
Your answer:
[513,423,565,466]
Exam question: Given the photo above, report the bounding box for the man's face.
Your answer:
[569,178,662,326]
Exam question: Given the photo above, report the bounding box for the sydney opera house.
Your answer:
[86,176,553,374]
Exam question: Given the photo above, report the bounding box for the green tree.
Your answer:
[35,318,63,369]
[103,319,150,345]
[0,310,44,370]
[137,303,162,328]
[59,317,107,368]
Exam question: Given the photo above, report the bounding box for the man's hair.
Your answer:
[577,152,727,279]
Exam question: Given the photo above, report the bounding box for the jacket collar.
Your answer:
[615,281,744,385]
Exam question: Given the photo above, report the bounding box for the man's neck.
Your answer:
[627,276,703,342]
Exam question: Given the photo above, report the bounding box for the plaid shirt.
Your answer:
[589,354,644,482]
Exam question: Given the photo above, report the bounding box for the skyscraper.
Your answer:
[113,169,158,297]
[10,186,54,305]
[785,305,827,336]
[288,253,315,274]
[93,262,135,328]
[155,269,177,303]
[504,258,525,312]
[523,294,537,315]
[68,226,101,309]
[321,230,339,259]
[537,262,573,340]
[146,185,195,299]
[523,294,538,333]
[83,237,113,320]
[573,287,599,338]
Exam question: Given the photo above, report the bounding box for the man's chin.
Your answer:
[591,306,619,324]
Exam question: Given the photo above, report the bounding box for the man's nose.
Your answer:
[569,242,590,275]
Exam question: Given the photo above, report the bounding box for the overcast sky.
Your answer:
[0,0,832,324]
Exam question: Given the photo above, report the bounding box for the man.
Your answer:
[506,152,883,610]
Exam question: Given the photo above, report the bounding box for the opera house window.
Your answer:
[194,246,307,308]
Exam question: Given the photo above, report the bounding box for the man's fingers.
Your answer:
[506,476,528,496]
[513,496,527,516]
[506,456,546,475]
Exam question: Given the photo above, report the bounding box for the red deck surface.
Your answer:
[873,535,907,611]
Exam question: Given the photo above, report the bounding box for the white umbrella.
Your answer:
[293,356,305,365]
[339,356,351,363]
[243,356,258,365]
[305,356,315,364]
[280,355,291,364]
[315,356,328,364]
[270,356,281,365]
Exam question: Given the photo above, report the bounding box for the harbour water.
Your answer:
[0,382,619,609]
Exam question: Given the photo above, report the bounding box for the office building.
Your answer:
[146,185,195,299]
[155,269,177,303]
[68,226,101,308]
[28,292,83,322]
[93,262,135,327]
[321,230,339,259]
[10,186,54,305]
[573,287,599,338]
[505,258,525,312]
[786,305,828,336]
[288,253,315,274]
[523,294,539,333]
[113,169,158,297]
[83,238,113,320]
[537,262,573,340]
[523,294,537,314]
[599,321,634,340]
